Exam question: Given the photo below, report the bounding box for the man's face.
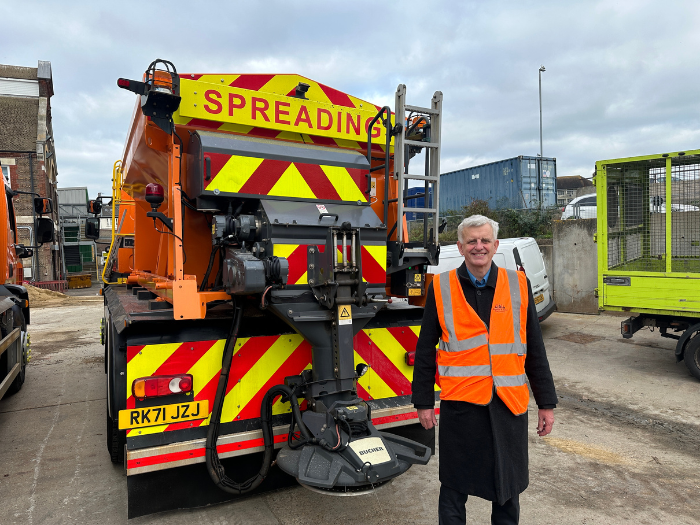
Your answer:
[457,224,499,275]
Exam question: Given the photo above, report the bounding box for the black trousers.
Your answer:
[439,485,520,525]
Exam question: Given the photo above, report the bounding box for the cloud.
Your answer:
[1,0,699,197]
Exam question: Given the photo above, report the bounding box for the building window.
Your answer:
[1,166,9,184]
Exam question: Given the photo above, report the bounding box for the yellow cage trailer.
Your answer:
[596,150,700,380]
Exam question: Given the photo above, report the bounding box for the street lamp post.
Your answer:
[539,65,545,158]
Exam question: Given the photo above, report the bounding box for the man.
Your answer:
[412,215,557,525]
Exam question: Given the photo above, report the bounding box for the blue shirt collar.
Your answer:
[465,266,490,288]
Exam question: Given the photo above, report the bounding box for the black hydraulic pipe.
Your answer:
[205,301,311,495]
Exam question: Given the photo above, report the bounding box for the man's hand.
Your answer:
[536,408,554,437]
[417,408,438,430]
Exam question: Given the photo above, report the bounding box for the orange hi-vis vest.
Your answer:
[434,266,530,415]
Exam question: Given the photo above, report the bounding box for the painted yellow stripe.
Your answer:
[258,75,303,98]
[205,155,264,193]
[134,340,232,436]
[275,131,305,143]
[273,244,300,258]
[195,74,240,86]
[367,364,394,400]
[321,165,366,202]
[127,343,181,396]
[367,328,414,382]
[295,270,308,286]
[218,122,254,134]
[364,245,387,271]
[268,163,316,199]
[333,138,362,150]
[126,342,186,436]
[219,335,304,422]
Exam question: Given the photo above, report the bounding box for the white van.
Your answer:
[428,238,556,322]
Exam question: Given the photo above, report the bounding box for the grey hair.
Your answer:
[457,215,499,242]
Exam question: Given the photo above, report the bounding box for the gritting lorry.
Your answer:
[0,167,55,402]
[103,59,443,518]
[595,150,700,380]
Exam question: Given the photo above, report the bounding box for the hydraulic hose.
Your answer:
[205,301,311,494]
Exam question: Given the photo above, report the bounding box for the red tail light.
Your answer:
[517,265,526,275]
[117,78,130,88]
[132,374,193,400]
[405,351,416,366]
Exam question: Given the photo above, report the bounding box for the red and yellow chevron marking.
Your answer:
[125,335,312,436]
[203,153,368,202]
[124,324,434,436]
[173,75,390,152]
[354,326,440,401]
[273,243,386,285]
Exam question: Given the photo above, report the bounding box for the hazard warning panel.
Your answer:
[338,305,352,325]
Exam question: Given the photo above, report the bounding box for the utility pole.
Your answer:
[539,65,545,158]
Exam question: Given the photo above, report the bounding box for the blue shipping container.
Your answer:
[440,156,557,213]
[405,186,433,222]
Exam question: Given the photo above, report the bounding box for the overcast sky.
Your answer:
[2,0,700,198]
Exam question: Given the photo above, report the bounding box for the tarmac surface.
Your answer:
[0,298,698,524]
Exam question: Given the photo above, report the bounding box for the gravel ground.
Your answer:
[0,302,698,524]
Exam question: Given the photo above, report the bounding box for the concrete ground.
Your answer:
[0,302,698,524]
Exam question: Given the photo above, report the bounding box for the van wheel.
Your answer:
[684,333,700,381]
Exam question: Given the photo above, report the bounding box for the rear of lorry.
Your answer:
[596,150,700,380]
[103,60,442,518]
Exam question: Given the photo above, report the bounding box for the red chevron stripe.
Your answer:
[360,246,386,284]
[229,74,275,91]
[354,331,412,397]
[356,382,370,401]
[307,135,337,147]
[152,340,219,378]
[161,336,275,431]
[295,163,341,200]
[236,340,312,420]
[248,126,284,139]
[317,82,355,108]
[238,158,289,195]
[347,168,368,191]
[386,326,419,353]
[285,244,310,285]
[127,345,145,364]
[184,118,222,129]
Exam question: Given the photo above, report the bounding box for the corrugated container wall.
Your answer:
[405,186,433,222]
[440,156,557,213]
[57,187,89,218]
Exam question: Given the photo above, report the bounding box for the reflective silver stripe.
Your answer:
[443,334,489,353]
[493,374,527,387]
[438,364,492,377]
[505,269,523,349]
[490,342,528,356]
[439,272,458,346]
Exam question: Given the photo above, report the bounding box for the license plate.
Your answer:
[534,293,544,305]
[118,400,208,430]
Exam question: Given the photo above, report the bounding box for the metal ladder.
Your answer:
[393,85,443,257]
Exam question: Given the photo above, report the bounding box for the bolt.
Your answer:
[139,351,142,355]
[288,309,293,315]
[194,103,197,107]
[120,372,124,376]
[309,264,315,269]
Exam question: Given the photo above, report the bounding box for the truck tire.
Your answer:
[5,307,27,396]
[683,333,700,381]
[108,413,125,464]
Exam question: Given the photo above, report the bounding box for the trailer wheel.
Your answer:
[683,333,700,381]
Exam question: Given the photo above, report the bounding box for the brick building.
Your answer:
[0,60,61,281]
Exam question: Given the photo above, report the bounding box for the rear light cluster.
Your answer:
[132,375,193,400]
[517,265,526,274]
[405,351,416,366]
